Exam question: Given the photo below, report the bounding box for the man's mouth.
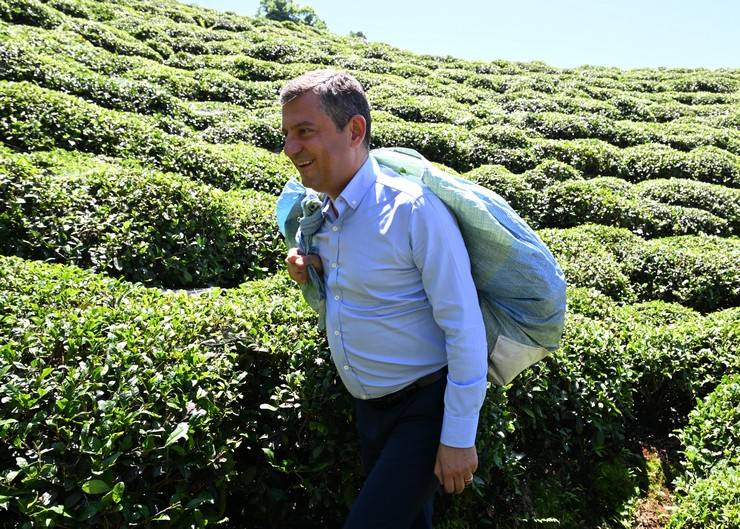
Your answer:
[296,160,313,168]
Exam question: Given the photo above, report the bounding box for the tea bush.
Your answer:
[0,257,525,528]
[539,225,740,311]
[0,39,189,120]
[541,177,730,237]
[0,257,357,528]
[676,373,740,480]
[531,138,621,176]
[667,375,740,529]
[665,463,740,529]
[614,304,740,429]
[635,178,740,233]
[622,235,740,312]
[0,148,282,287]
[507,313,636,461]
[1,0,739,526]
[0,81,294,193]
[617,143,740,186]
[465,164,544,224]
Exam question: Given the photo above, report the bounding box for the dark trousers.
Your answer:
[343,376,446,529]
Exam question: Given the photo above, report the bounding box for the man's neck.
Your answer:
[327,151,369,202]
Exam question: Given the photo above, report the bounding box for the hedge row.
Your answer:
[162,51,315,83]
[3,254,737,528]
[667,375,740,529]
[9,1,738,140]
[540,177,730,236]
[531,139,740,187]
[0,81,294,193]
[368,91,479,128]
[0,36,193,123]
[4,10,738,185]
[666,463,740,529]
[635,178,740,233]
[517,111,740,154]
[0,256,337,528]
[0,257,513,528]
[125,61,282,108]
[0,147,282,288]
[6,0,739,117]
[676,374,740,481]
[0,21,283,111]
[614,303,740,430]
[468,166,733,237]
[539,224,740,312]
[196,106,283,152]
[374,124,740,186]
[548,287,740,433]
[0,18,137,76]
[0,0,162,61]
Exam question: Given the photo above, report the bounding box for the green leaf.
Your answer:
[110,481,126,503]
[165,422,189,447]
[82,479,111,495]
[103,482,125,504]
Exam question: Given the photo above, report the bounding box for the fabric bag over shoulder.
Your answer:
[276,147,567,385]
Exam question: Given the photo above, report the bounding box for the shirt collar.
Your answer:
[337,155,377,211]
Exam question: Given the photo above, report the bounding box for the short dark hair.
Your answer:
[280,69,371,149]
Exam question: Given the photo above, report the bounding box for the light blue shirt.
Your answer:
[313,156,488,448]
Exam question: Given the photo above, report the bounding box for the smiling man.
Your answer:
[280,69,488,529]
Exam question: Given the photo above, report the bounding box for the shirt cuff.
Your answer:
[440,411,480,448]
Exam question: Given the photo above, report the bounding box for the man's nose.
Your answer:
[283,136,302,158]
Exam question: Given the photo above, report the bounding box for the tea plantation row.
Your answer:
[0,146,281,287]
[667,374,740,528]
[3,145,738,305]
[1,256,738,528]
[2,79,739,188]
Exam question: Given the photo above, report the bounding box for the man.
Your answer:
[280,69,488,529]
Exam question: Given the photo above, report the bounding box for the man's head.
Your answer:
[280,70,371,199]
[280,69,371,149]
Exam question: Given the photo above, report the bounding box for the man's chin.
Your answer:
[299,175,319,192]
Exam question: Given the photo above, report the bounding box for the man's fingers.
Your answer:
[434,459,443,489]
[441,472,464,494]
[302,254,322,271]
[443,474,455,494]
[285,250,322,285]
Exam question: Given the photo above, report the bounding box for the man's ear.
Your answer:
[348,115,367,147]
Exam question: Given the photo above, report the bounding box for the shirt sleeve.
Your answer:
[409,190,488,448]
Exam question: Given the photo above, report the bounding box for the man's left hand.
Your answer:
[434,443,478,494]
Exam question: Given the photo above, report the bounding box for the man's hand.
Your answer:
[285,247,323,284]
[434,443,478,494]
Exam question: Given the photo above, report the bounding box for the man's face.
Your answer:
[281,91,355,197]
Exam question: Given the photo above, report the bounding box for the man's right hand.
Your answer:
[285,247,323,285]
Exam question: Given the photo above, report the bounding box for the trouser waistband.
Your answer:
[367,366,448,409]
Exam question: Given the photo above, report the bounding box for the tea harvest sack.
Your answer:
[276,147,567,385]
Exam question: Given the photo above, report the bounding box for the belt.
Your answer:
[367,366,448,409]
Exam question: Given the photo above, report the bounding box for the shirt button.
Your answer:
[334,330,340,336]
[331,262,337,268]
[343,365,349,371]
[332,226,339,232]
[334,295,340,300]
